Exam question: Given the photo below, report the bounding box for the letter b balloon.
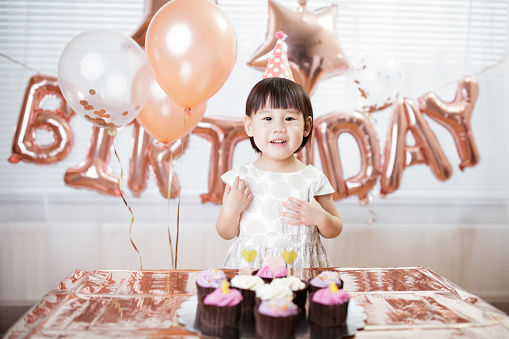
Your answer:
[145,0,237,109]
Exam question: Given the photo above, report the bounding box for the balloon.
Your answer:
[315,111,381,205]
[58,29,152,130]
[131,0,218,48]
[8,75,74,165]
[419,76,480,171]
[128,121,189,199]
[64,126,121,197]
[145,0,237,108]
[136,78,207,144]
[192,117,249,204]
[380,98,452,198]
[247,0,349,95]
[346,53,405,113]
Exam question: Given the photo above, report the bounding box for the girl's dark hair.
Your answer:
[245,77,313,153]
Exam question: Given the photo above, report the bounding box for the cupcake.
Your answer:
[230,275,265,333]
[196,269,228,299]
[308,270,343,294]
[255,283,293,305]
[270,276,308,313]
[255,265,287,283]
[309,282,350,327]
[254,298,301,339]
[199,280,243,338]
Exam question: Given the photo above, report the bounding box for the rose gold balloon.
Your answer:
[136,78,207,144]
[64,126,121,197]
[192,117,249,204]
[419,76,480,171]
[9,75,73,165]
[247,0,349,95]
[149,136,189,199]
[315,111,381,206]
[145,0,237,108]
[380,98,453,198]
[129,121,188,198]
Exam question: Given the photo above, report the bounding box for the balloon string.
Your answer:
[174,112,189,269]
[426,56,509,94]
[0,52,40,73]
[167,151,175,269]
[112,137,143,270]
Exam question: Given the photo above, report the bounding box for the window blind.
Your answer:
[0,0,507,204]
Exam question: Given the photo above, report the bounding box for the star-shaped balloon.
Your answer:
[248,0,349,95]
[131,0,217,48]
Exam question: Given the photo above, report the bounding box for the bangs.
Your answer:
[246,78,310,116]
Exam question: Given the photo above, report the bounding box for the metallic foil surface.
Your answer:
[5,267,509,338]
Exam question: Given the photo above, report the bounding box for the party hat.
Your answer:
[263,31,295,81]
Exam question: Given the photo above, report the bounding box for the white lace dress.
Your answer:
[221,163,334,268]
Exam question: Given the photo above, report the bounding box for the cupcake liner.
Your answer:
[292,280,309,313]
[239,310,255,337]
[254,307,301,339]
[308,295,349,327]
[196,282,217,300]
[199,297,241,329]
[200,323,240,339]
[237,288,257,312]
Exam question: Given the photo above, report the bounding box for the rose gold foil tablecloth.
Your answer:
[4,267,509,338]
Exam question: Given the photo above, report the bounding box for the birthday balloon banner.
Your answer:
[8,73,480,205]
[7,0,481,205]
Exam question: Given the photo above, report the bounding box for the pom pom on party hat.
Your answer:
[263,31,295,81]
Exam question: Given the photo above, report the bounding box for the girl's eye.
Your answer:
[285,117,295,121]
[262,117,272,121]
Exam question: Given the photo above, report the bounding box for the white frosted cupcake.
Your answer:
[270,276,308,313]
[255,283,293,308]
[230,275,265,312]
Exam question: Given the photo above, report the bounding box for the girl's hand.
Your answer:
[223,176,252,214]
[281,195,343,238]
[281,197,324,227]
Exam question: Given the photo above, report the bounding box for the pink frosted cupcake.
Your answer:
[196,269,228,299]
[309,282,350,327]
[254,265,287,283]
[199,281,243,338]
[308,270,344,294]
[254,298,300,339]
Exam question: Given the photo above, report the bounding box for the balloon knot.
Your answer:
[184,108,191,116]
[276,31,285,40]
[8,154,20,163]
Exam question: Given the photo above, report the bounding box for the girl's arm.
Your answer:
[281,194,343,238]
[216,176,252,240]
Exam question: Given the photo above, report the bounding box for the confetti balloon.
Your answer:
[346,53,405,113]
[58,29,152,130]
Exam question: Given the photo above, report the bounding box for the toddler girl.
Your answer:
[216,76,343,268]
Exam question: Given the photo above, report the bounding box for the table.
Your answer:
[4,267,509,338]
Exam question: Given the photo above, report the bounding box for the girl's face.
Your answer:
[244,106,312,163]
